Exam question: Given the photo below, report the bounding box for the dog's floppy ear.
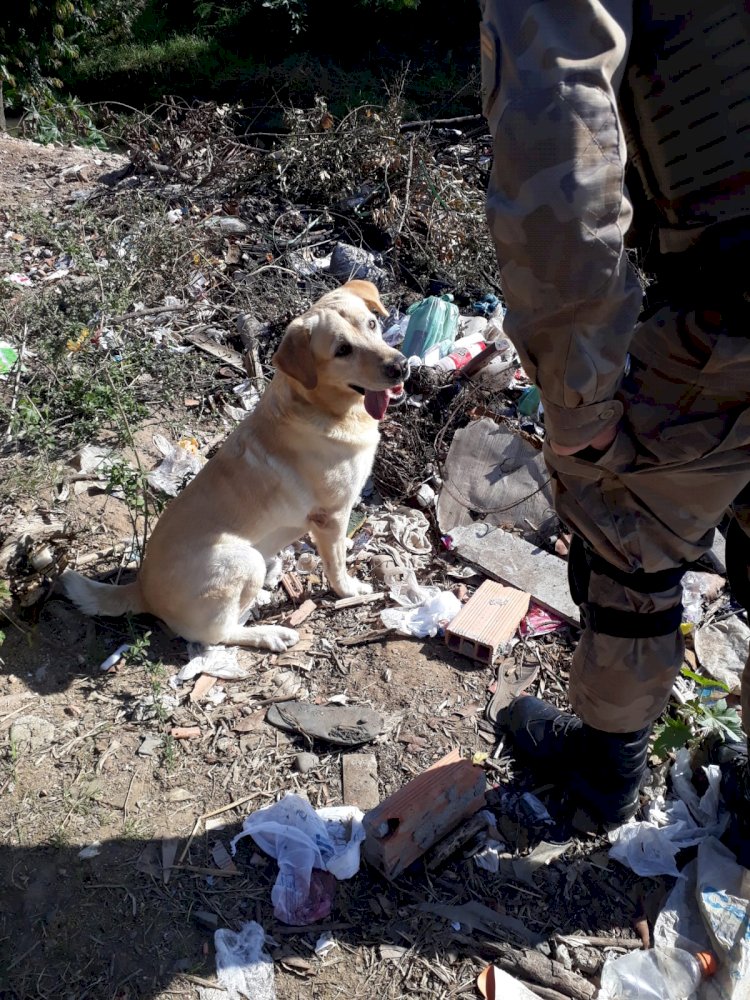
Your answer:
[341,279,388,317]
[272,313,319,390]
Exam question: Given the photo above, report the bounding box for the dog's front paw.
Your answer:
[268,626,300,651]
[336,576,373,599]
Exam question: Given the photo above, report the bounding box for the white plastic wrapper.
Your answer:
[381,590,461,638]
[608,750,727,878]
[198,921,275,1000]
[175,644,249,683]
[231,794,365,925]
[147,434,206,497]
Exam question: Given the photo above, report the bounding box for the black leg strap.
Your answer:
[586,551,686,594]
[580,602,684,638]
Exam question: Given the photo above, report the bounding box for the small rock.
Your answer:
[235,313,270,349]
[10,715,55,751]
[60,163,91,183]
[295,752,319,774]
[193,909,219,929]
[138,734,163,757]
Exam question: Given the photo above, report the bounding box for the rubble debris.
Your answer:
[138,734,163,756]
[445,580,530,663]
[287,598,317,626]
[8,715,55,751]
[295,752,319,774]
[265,701,384,746]
[362,747,486,879]
[342,753,380,811]
[449,523,579,623]
[170,726,201,739]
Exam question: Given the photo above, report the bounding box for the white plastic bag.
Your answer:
[381,590,461,638]
[230,794,365,925]
[147,434,206,496]
[608,750,727,878]
[198,921,275,1000]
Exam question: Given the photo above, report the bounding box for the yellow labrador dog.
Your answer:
[62,280,407,651]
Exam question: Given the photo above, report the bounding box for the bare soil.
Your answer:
[0,131,667,1000]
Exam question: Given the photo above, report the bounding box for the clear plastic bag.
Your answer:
[598,946,709,1000]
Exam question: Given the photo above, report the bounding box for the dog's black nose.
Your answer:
[384,354,408,381]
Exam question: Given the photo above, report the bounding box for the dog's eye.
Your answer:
[368,318,377,330]
[335,343,353,357]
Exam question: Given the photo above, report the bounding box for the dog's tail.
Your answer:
[61,569,146,618]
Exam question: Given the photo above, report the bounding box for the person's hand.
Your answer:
[549,423,617,457]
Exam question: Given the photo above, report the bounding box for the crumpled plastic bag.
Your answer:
[230,794,365,925]
[175,644,249,683]
[608,749,727,878]
[147,434,206,496]
[381,590,461,638]
[198,921,275,1000]
[655,840,750,1000]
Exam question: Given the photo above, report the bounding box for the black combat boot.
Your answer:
[500,696,651,827]
[708,738,750,868]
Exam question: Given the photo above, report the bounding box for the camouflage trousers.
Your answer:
[546,302,750,735]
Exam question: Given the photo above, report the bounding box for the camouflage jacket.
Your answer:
[481,0,643,451]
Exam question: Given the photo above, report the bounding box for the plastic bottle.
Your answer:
[433,339,487,372]
[598,946,717,1000]
[401,295,459,359]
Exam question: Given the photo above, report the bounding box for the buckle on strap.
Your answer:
[579,602,683,638]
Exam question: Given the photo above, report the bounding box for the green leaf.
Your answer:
[652,717,694,758]
[680,665,730,692]
[694,701,744,742]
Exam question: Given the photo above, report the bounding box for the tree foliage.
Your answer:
[0,1,145,121]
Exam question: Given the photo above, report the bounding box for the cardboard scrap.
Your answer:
[448,523,579,624]
[437,419,552,534]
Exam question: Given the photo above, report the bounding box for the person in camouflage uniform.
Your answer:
[481,0,750,857]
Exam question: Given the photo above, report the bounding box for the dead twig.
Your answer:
[107,303,195,325]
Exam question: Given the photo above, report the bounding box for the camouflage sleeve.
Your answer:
[481,0,644,450]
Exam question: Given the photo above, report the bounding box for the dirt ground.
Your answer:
[0,128,676,1000]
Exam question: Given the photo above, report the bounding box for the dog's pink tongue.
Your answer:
[364,389,390,420]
